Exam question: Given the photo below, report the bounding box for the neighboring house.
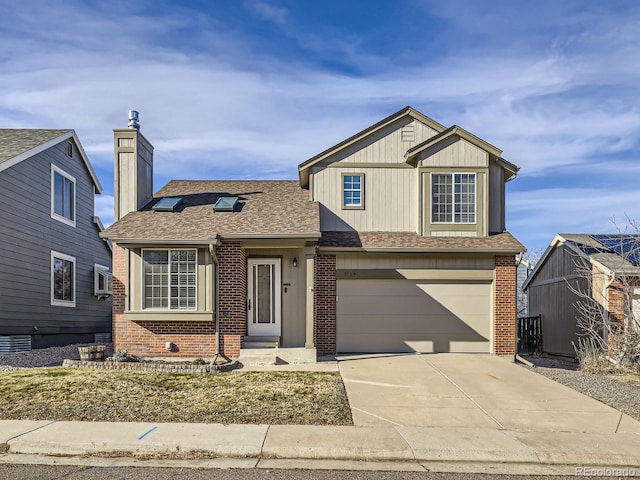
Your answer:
[523,233,640,357]
[101,107,524,361]
[0,129,112,353]
[516,258,533,315]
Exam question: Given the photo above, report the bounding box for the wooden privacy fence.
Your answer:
[517,315,543,356]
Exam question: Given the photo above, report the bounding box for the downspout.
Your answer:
[209,243,220,362]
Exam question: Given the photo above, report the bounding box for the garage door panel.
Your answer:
[337,279,491,353]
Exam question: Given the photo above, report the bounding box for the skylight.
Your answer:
[214,196,239,212]
[152,197,183,212]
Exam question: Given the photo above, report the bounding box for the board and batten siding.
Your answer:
[526,245,586,356]
[0,138,112,345]
[311,118,437,232]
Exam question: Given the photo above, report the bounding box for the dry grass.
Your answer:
[578,351,640,387]
[0,369,352,425]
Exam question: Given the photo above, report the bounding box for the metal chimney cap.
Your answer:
[128,110,140,130]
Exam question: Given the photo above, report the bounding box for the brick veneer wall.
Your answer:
[314,254,337,355]
[111,242,247,359]
[494,255,517,355]
[217,242,247,358]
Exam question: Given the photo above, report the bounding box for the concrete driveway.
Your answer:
[337,353,640,434]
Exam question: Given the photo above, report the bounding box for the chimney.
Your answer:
[113,110,154,222]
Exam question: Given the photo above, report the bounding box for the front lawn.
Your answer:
[0,369,352,425]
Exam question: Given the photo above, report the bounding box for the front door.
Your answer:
[247,258,281,336]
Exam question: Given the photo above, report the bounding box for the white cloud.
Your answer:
[1,1,640,250]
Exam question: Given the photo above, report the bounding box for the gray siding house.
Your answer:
[0,129,112,352]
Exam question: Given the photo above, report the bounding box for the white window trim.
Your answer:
[51,250,76,307]
[50,164,77,227]
[430,172,477,225]
[94,264,113,297]
[142,248,198,311]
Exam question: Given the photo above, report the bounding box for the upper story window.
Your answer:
[51,165,76,227]
[51,251,75,307]
[431,173,476,224]
[342,173,364,210]
[143,249,197,310]
[65,140,73,157]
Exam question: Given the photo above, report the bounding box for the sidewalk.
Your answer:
[2,419,640,475]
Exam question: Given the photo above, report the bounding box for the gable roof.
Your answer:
[297,106,446,187]
[101,180,321,244]
[404,125,519,179]
[523,233,640,290]
[0,129,103,193]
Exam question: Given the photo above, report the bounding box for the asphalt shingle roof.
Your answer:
[101,180,321,242]
[0,129,70,165]
[318,231,525,252]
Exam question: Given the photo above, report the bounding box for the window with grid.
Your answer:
[343,174,363,207]
[431,173,476,224]
[143,250,196,310]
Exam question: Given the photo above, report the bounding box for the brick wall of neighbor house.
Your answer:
[606,281,626,353]
[494,255,517,355]
[314,254,337,355]
[217,242,247,358]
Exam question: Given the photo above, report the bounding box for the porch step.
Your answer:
[238,347,278,366]
[238,347,317,366]
[242,336,280,349]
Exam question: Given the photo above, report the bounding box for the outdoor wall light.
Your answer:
[292,257,298,267]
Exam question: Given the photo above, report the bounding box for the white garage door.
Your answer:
[337,279,492,353]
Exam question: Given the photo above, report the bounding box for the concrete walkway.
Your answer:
[1,354,640,475]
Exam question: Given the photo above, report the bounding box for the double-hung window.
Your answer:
[51,165,76,226]
[143,249,197,310]
[431,173,476,224]
[342,173,364,209]
[51,251,75,307]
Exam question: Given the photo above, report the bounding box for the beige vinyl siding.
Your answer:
[246,247,307,347]
[0,139,112,340]
[314,166,417,232]
[527,245,587,356]
[418,137,489,168]
[317,118,438,166]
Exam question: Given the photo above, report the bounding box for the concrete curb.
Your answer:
[2,420,640,472]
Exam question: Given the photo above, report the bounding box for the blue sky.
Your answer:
[2,0,640,253]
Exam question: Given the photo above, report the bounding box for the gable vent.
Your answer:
[401,124,415,142]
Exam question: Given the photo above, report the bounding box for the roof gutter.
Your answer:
[220,232,321,240]
[100,238,219,246]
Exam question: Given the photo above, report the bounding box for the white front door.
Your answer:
[247,258,281,337]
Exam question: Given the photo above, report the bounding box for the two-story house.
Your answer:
[0,129,112,353]
[102,107,524,362]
